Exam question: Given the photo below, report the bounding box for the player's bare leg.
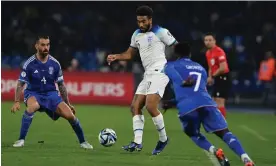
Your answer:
[214,97,227,118]
[122,94,146,152]
[56,102,93,149]
[13,96,40,147]
[214,129,255,166]
[146,94,169,155]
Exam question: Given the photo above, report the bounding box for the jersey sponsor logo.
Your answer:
[21,71,26,77]
[49,66,54,75]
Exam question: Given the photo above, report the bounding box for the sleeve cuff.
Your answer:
[18,79,28,83]
[130,45,138,49]
[168,40,177,47]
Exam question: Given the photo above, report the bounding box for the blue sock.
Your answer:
[223,132,245,157]
[69,118,85,144]
[190,133,213,152]
[19,111,34,140]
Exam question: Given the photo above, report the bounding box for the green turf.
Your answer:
[2,102,276,166]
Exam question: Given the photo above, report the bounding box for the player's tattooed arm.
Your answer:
[15,81,25,102]
[57,82,70,105]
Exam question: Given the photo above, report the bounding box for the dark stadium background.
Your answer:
[1,2,276,166]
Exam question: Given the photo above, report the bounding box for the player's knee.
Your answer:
[130,103,138,112]
[57,106,75,121]
[145,102,157,112]
[27,103,40,113]
[214,128,229,139]
[130,103,141,115]
[145,104,157,114]
[184,129,197,137]
[64,113,75,121]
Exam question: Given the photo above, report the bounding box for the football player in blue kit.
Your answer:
[11,36,93,149]
[162,42,255,166]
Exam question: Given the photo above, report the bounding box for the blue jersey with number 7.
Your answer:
[164,58,217,116]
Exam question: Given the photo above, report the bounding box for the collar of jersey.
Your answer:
[210,45,218,51]
[34,54,50,64]
[139,25,159,33]
[179,57,191,61]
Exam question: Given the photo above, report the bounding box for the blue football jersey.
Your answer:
[164,58,217,115]
[18,55,64,93]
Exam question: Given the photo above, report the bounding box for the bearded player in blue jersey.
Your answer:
[162,42,255,166]
[11,36,93,149]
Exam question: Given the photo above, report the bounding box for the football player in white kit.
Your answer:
[107,5,177,155]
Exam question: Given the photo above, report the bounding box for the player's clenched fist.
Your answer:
[106,54,117,65]
[11,102,20,113]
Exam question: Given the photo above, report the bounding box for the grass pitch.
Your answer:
[2,102,276,166]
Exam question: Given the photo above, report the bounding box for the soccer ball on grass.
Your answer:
[98,128,117,147]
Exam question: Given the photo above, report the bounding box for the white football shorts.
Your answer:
[135,72,169,98]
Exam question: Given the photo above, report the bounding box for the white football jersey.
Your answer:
[130,25,176,73]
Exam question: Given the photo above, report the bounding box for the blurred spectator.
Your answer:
[1,2,276,78]
[67,58,80,72]
[258,51,275,105]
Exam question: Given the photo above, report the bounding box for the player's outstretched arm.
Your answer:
[106,47,137,65]
[11,81,25,113]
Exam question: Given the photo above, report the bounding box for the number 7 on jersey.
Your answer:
[189,72,202,92]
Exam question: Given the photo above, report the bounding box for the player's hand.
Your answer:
[11,102,20,114]
[161,100,175,114]
[181,76,195,87]
[207,77,214,86]
[106,54,117,65]
[69,104,76,115]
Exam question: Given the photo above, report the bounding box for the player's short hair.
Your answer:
[136,5,153,18]
[174,42,191,57]
[36,35,50,43]
[204,32,216,40]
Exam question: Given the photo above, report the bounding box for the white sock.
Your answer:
[209,145,216,153]
[133,115,145,144]
[152,113,167,142]
[241,153,251,162]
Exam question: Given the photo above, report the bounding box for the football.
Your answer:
[98,128,117,147]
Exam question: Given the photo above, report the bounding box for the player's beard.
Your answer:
[40,49,49,58]
[140,24,151,32]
